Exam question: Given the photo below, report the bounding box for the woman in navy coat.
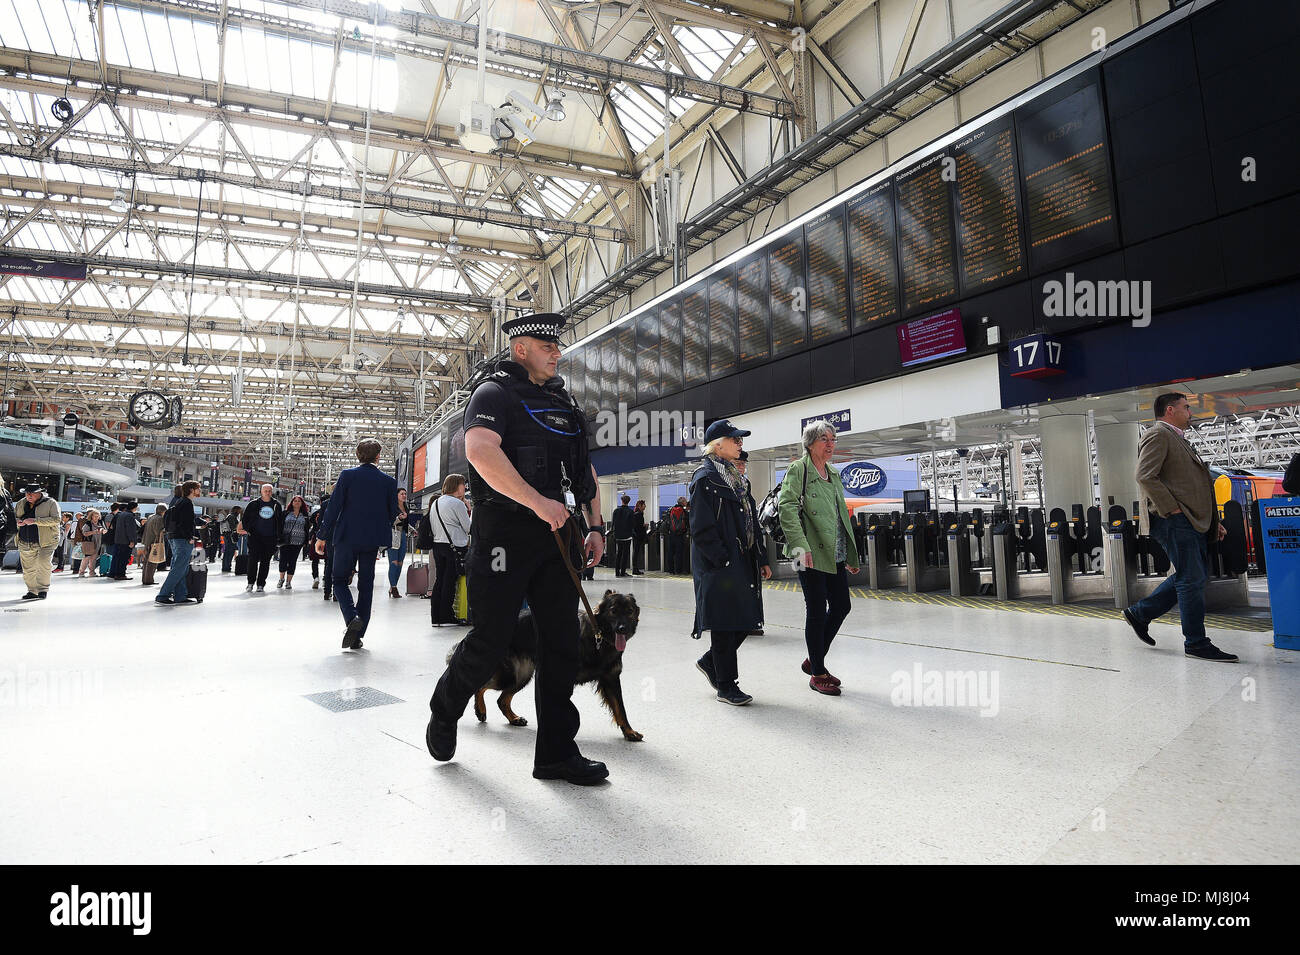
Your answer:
[689,419,771,705]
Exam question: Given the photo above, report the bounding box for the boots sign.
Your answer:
[839,461,887,496]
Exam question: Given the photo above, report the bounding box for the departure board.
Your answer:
[636,311,660,404]
[768,234,808,355]
[659,298,683,394]
[599,337,617,413]
[895,152,958,315]
[682,287,710,386]
[616,324,636,404]
[804,209,849,343]
[847,180,899,328]
[1017,82,1117,272]
[708,270,738,377]
[737,254,770,364]
[954,119,1026,292]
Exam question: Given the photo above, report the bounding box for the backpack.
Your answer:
[757,462,807,547]
[415,511,435,550]
[668,506,688,536]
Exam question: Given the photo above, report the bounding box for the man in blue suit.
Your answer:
[315,438,399,649]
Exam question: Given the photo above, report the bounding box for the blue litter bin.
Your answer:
[1259,496,1300,650]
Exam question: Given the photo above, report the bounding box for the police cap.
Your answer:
[501,312,566,343]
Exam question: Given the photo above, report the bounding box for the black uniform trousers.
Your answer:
[430,504,582,766]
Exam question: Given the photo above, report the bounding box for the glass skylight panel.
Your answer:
[147,10,179,76]
[243,25,272,94]
[194,20,219,81]
[225,26,251,88]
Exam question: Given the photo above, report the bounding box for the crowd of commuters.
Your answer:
[0,473,359,605]
[2,392,1274,727]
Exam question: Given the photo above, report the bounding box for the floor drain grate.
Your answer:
[3,608,30,613]
[304,686,404,712]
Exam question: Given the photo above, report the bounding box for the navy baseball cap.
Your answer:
[704,419,751,443]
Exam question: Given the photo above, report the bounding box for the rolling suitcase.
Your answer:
[234,538,248,576]
[187,546,208,602]
[2,549,19,570]
[98,553,112,576]
[406,554,430,595]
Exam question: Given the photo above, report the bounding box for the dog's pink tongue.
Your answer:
[615,633,627,652]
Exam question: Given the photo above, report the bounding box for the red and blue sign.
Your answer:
[1009,333,1065,378]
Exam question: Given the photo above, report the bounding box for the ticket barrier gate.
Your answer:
[904,517,948,593]
[987,507,1052,599]
[1046,512,1117,605]
[866,515,906,590]
[1046,520,1078,605]
[991,522,1020,600]
[969,509,990,568]
[947,518,981,596]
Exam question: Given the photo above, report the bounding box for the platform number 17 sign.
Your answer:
[1009,334,1064,379]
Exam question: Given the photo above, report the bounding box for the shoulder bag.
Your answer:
[758,459,807,546]
[434,497,468,574]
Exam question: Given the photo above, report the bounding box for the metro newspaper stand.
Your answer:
[1260,497,1300,650]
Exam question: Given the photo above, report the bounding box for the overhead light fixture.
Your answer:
[446,235,461,256]
[545,91,566,123]
[110,189,129,214]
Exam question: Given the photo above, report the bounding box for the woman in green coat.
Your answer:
[777,420,859,695]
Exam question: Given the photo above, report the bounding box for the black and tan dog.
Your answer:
[447,590,643,741]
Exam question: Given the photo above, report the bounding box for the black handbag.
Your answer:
[434,497,468,574]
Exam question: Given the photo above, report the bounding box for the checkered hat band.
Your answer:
[507,323,561,337]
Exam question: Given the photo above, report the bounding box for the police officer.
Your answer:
[426,312,609,785]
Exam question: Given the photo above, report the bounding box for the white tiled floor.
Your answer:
[1,561,1295,864]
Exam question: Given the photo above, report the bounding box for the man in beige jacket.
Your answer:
[15,484,61,599]
[1122,393,1237,661]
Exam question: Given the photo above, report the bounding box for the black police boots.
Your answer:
[532,755,609,785]
[426,714,456,762]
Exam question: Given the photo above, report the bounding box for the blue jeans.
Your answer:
[1130,513,1209,647]
[332,544,378,629]
[387,535,407,588]
[158,539,193,602]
